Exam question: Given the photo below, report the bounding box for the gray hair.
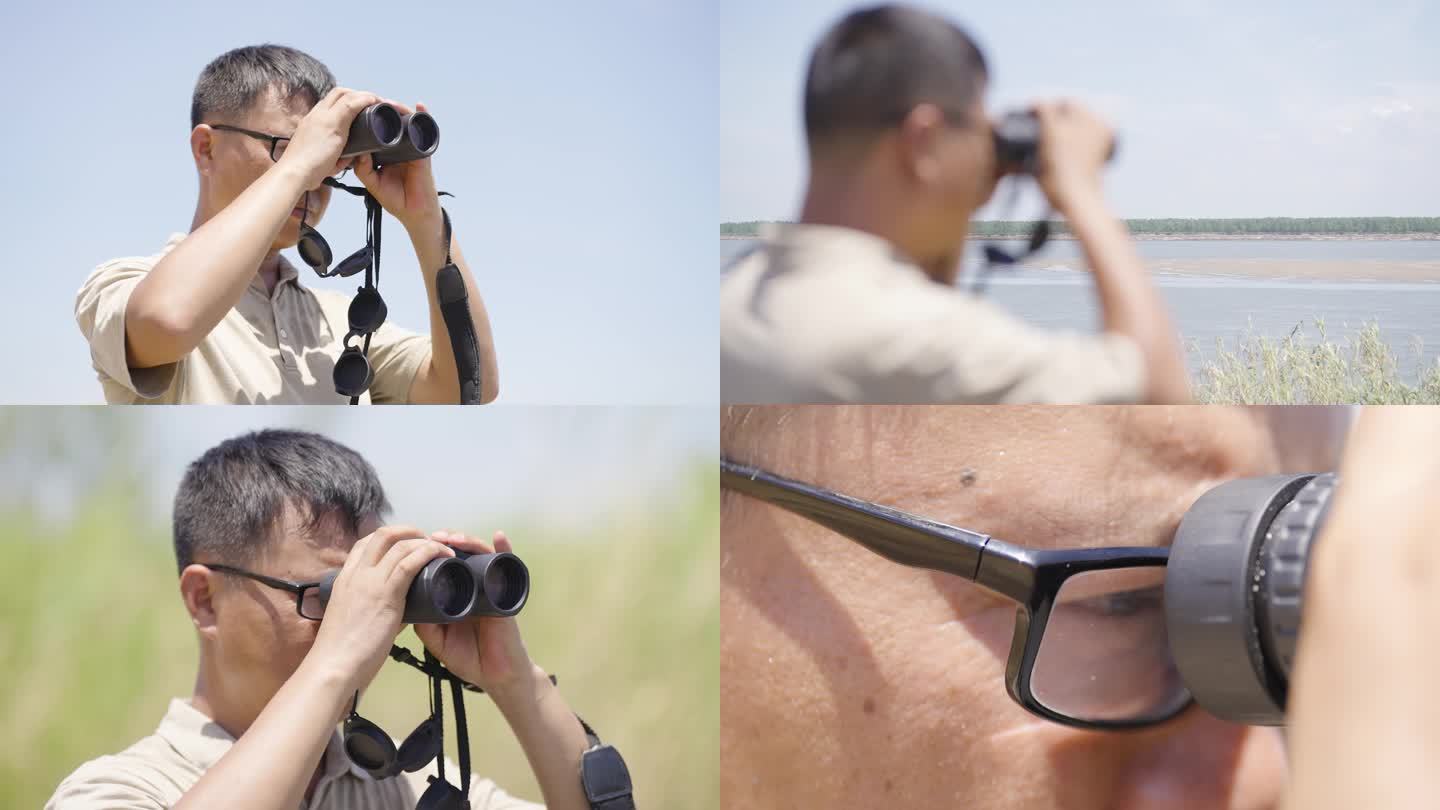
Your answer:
[172,429,390,572]
[190,44,336,129]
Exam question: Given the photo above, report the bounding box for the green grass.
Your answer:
[1193,319,1440,404]
[0,465,719,810]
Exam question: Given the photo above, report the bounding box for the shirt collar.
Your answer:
[154,698,366,786]
[759,222,922,274]
[160,232,301,296]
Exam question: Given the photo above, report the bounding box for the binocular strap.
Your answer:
[389,644,633,810]
[433,208,484,405]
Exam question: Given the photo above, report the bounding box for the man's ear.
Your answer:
[191,125,215,177]
[897,103,947,186]
[179,564,221,640]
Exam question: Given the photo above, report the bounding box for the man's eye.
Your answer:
[1079,586,1164,618]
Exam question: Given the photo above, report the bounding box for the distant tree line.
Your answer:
[722,218,1440,238]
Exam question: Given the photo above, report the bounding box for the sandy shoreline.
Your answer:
[1018,257,1440,283]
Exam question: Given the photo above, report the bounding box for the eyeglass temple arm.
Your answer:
[720,459,990,579]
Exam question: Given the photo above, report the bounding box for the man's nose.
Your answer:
[1111,710,1287,810]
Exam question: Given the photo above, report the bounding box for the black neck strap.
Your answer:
[318,180,481,405]
[387,644,629,810]
[971,177,1053,294]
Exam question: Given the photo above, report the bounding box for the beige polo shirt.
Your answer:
[75,234,432,404]
[720,223,1147,403]
[45,698,542,810]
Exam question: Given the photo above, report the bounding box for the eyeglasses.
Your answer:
[720,458,1192,730]
[207,124,350,178]
[203,563,325,621]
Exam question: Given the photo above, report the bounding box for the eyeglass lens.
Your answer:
[1027,566,1188,723]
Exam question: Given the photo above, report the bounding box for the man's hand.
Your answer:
[418,530,595,810]
[1032,100,1115,216]
[308,525,456,694]
[413,530,536,698]
[277,86,380,190]
[352,100,445,236]
[1283,407,1440,809]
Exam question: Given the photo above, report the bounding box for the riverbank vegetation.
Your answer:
[722,217,1440,239]
[1194,320,1440,404]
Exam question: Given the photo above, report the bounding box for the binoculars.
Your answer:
[992,108,1117,175]
[1166,473,1337,725]
[342,102,440,165]
[317,550,530,623]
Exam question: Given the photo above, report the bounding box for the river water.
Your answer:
[720,238,1440,381]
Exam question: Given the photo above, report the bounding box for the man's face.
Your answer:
[206,506,379,718]
[721,405,1351,809]
[892,95,1002,275]
[198,86,339,253]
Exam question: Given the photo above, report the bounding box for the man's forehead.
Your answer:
[723,405,1334,552]
[257,505,378,573]
[242,85,318,130]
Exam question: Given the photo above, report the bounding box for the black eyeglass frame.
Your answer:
[720,457,1191,730]
[207,123,292,162]
[202,562,324,621]
[207,124,352,179]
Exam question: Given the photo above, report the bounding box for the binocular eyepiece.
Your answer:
[1166,473,1338,725]
[992,108,1118,175]
[342,102,440,166]
[317,550,529,624]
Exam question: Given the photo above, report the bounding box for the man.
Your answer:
[75,45,499,404]
[720,5,1189,404]
[720,405,1354,808]
[46,430,588,809]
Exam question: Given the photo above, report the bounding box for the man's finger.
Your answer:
[361,525,427,566]
[432,531,497,555]
[384,539,454,593]
[318,86,350,109]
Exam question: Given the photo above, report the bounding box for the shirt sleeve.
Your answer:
[45,760,168,810]
[830,282,1148,404]
[74,259,179,400]
[365,320,431,405]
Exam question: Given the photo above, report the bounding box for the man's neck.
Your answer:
[191,200,284,295]
[799,164,959,284]
[191,669,328,801]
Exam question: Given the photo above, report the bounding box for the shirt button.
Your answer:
[279,329,288,339]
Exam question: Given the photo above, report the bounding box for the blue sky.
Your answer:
[1,1,716,405]
[722,0,1439,221]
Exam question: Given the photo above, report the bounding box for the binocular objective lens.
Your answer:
[485,558,525,611]
[433,564,472,617]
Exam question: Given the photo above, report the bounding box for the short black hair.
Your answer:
[190,44,336,129]
[803,4,989,146]
[173,429,391,573]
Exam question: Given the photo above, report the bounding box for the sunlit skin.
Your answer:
[801,97,1001,285]
[721,405,1350,809]
[190,86,347,293]
[179,508,531,796]
[191,87,443,295]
